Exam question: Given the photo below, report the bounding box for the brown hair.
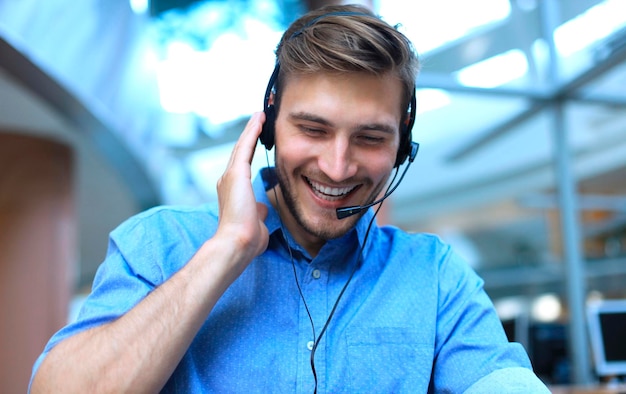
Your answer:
[273,4,420,114]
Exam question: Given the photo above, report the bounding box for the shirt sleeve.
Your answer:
[28,219,159,391]
[431,244,549,392]
[464,367,551,393]
[28,205,212,391]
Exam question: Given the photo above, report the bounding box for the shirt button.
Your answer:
[307,340,315,351]
[312,269,321,279]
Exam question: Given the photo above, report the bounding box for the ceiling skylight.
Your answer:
[153,0,513,127]
[155,14,280,125]
[554,0,626,57]
[455,49,529,88]
[130,0,149,15]
[415,89,451,114]
[378,0,511,54]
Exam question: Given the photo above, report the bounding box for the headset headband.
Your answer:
[260,10,416,167]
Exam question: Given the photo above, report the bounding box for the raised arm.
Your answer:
[30,112,269,393]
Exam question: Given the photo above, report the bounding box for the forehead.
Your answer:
[278,72,405,126]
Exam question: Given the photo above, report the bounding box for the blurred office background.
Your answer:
[1,0,625,391]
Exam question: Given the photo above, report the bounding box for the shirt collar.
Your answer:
[253,167,377,252]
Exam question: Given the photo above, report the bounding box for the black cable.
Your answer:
[307,168,398,393]
[266,151,317,345]
[266,149,399,393]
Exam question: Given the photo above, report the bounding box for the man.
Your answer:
[30,5,550,393]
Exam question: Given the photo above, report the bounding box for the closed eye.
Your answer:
[299,125,327,136]
[356,133,387,145]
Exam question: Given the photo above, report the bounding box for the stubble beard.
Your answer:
[273,156,387,241]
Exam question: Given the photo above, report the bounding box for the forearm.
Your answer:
[31,237,246,393]
[31,112,268,393]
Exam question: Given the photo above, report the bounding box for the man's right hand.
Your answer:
[30,112,271,393]
[214,111,269,275]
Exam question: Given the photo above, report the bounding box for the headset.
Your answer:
[259,11,418,169]
[261,63,417,168]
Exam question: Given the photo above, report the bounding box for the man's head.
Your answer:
[263,5,420,254]
[261,4,420,167]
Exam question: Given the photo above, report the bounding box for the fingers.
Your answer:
[228,111,265,168]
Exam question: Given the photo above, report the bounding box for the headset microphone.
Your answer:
[336,141,419,219]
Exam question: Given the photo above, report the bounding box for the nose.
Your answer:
[318,136,358,182]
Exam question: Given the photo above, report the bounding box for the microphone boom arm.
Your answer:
[335,142,419,220]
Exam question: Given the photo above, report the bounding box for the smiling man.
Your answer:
[271,72,402,254]
[30,4,550,393]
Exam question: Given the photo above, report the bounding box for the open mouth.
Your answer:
[305,177,358,202]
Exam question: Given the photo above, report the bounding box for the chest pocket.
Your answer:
[346,328,433,393]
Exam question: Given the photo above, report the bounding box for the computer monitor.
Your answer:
[587,299,626,377]
[528,322,569,384]
[501,313,529,350]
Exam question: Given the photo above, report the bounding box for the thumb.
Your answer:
[256,202,270,254]
[256,202,269,222]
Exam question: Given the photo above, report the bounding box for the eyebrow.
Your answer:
[288,111,397,134]
[288,112,333,127]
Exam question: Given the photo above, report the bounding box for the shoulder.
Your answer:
[119,203,219,227]
[111,203,219,241]
[106,203,219,274]
[377,225,452,261]
[375,225,479,285]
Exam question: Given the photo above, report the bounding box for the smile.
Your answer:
[306,177,358,201]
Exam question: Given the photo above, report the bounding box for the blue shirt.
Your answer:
[31,168,549,393]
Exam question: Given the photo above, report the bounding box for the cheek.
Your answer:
[372,164,394,186]
[275,131,317,166]
[274,139,309,173]
[366,148,397,177]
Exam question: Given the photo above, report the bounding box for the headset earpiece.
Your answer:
[260,63,281,150]
[260,104,276,149]
[394,88,417,167]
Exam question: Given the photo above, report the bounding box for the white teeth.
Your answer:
[308,178,356,199]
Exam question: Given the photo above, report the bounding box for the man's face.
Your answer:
[271,71,404,253]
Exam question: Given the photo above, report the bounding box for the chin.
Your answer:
[298,209,362,240]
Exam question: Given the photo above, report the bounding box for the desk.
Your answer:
[550,384,626,394]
